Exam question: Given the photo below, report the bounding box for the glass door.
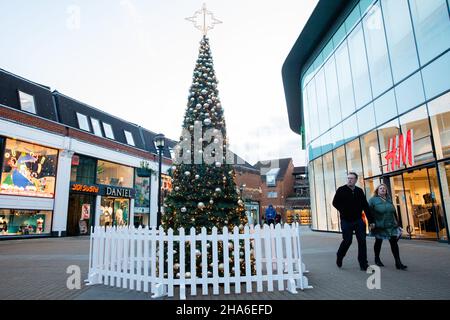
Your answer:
[384,175,411,237]
[402,169,436,239]
[426,168,447,241]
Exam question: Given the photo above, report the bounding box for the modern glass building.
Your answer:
[283,0,450,242]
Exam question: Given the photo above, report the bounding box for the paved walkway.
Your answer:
[1,228,449,300]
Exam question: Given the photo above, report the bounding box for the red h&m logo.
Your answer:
[385,129,414,172]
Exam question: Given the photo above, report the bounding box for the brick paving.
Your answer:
[1,228,449,300]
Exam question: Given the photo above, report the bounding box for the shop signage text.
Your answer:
[105,186,133,198]
[71,184,99,194]
[385,129,414,172]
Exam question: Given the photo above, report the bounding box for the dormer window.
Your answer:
[18,91,36,114]
[124,130,135,146]
[103,123,115,140]
[91,118,103,137]
[76,113,90,131]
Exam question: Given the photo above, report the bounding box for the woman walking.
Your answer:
[369,184,407,270]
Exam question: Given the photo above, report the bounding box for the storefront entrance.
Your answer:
[383,167,447,241]
[100,197,130,227]
[67,194,96,236]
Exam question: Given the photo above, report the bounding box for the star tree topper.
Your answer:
[185,3,222,35]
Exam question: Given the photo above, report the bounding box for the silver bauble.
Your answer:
[181,207,187,213]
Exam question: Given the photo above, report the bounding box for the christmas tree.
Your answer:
[160,33,256,278]
[162,36,248,233]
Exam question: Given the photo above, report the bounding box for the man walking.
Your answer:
[332,172,375,271]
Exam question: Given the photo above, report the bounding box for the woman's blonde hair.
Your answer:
[373,183,391,198]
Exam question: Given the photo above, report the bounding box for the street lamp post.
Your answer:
[154,133,165,228]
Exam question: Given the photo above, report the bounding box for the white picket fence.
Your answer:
[86,223,312,299]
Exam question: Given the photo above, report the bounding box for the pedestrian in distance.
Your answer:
[265,204,276,226]
[369,184,407,270]
[332,172,375,271]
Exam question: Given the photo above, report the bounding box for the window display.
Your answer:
[96,160,133,188]
[1,139,58,198]
[100,197,129,227]
[0,209,52,236]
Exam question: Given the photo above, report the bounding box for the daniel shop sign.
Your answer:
[385,129,414,172]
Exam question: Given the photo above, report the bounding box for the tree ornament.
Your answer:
[209,199,214,204]
[184,171,191,176]
[195,174,200,179]
[204,118,211,126]
[215,161,222,168]
[219,263,224,271]
[215,188,221,193]
[175,186,180,191]
[181,207,187,213]
[238,200,244,206]
[198,202,205,209]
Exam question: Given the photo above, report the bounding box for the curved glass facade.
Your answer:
[301,0,450,242]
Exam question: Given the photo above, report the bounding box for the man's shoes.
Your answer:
[360,263,369,271]
[375,257,385,267]
[336,256,343,268]
[395,262,408,270]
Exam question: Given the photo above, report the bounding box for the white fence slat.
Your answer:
[244,225,252,293]
[104,228,111,286]
[263,224,273,292]
[136,227,143,291]
[295,223,305,290]
[149,227,157,294]
[116,227,123,288]
[167,228,174,297]
[275,224,284,291]
[89,227,94,272]
[190,227,197,296]
[201,227,208,295]
[212,227,219,295]
[158,227,164,286]
[96,227,102,283]
[129,227,136,290]
[222,226,230,295]
[112,228,118,287]
[285,224,296,293]
[143,228,150,293]
[254,225,263,292]
[179,228,186,299]
[233,226,241,294]
[122,227,130,289]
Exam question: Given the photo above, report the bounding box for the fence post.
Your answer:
[253,225,263,292]
[179,227,186,300]
[190,227,197,296]
[275,224,284,291]
[212,227,219,295]
[167,228,174,297]
[263,224,274,292]
[284,224,297,294]
[222,226,230,295]
[244,225,252,293]
[233,226,241,294]
[201,227,208,295]
[122,226,130,289]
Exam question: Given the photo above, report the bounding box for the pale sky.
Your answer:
[0,0,318,166]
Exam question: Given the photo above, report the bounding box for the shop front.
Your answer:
[67,155,136,233]
[133,170,151,228]
[0,137,58,238]
[244,201,260,226]
[99,185,134,227]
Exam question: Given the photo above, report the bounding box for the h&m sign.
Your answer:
[385,129,414,172]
